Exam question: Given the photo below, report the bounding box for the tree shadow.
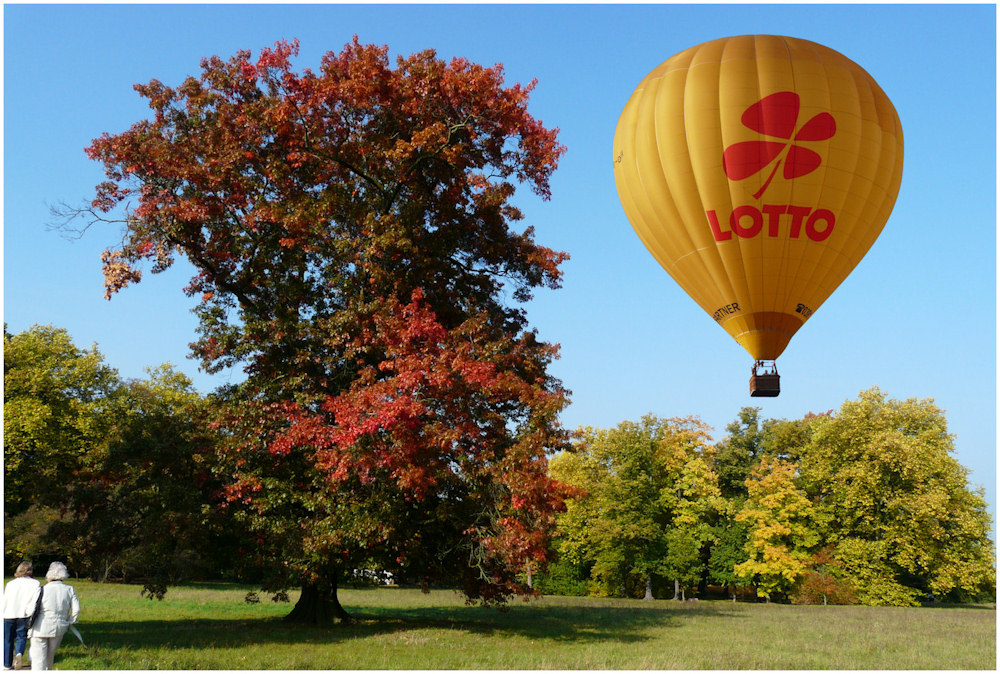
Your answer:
[67,598,748,654]
[358,599,747,643]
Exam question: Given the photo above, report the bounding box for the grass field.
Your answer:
[30,580,996,669]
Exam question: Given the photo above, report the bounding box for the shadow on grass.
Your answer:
[72,599,747,652]
[919,602,996,611]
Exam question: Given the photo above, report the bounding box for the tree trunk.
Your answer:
[643,573,654,601]
[673,579,680,601]
[98,557,116,583]
[285,570,353,624]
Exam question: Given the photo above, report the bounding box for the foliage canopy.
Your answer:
[546,391,994,606]
[549,415,719,599]
[73,38,572,620]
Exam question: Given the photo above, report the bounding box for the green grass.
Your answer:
[33,580,996,669]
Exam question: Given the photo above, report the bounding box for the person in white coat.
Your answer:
[26,564,79,671]
[3,562,42,670]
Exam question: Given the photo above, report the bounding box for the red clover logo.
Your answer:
[723,92,836,199]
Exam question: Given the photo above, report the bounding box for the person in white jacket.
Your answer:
[3,562,41,670]
[26,564,79,671]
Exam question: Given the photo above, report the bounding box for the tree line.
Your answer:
[541,403,995,605]
[4,325,237,598]
[6,324,994,609]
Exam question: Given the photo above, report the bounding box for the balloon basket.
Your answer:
[750,360,780,397]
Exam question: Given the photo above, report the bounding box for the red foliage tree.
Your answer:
[78,38,572,622]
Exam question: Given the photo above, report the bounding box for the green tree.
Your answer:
[799,388,995,605]
[49,365,233,596]
[707,505,751,600]
[3,506,64,573]
[712,407,765,499]
[549,415,719,599]
[4,324,118,517]
[665,445,723,599]
[530,553,590,596]
[72,39,571,622]
[760,414,822,463]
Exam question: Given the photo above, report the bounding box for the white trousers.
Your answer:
[28,632,64,671]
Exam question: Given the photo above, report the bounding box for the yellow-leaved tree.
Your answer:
[799,388,995,605]
[735,457,819,601]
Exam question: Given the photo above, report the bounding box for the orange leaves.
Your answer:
[240,63,258,83]
[82,37,571,604]
[256,39,300,71]
[221,475,263,505]
[99,249,142,300]
[284,150,307,167]
[131,78,175,112]
[261,287,570,525]
[90,180,129,212]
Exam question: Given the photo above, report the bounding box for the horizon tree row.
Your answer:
[542,395,995,605]
[4,324,238,593]
[7,324,995,608]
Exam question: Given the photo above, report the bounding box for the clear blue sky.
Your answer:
[4,3,996,526]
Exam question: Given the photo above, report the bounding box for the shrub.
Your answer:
[791,571,858,605]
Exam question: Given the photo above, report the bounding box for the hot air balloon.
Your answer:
[613,35,903,396]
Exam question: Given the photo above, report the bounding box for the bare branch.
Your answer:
[47,200,130,241]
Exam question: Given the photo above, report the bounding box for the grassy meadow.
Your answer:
[28,580,996,669]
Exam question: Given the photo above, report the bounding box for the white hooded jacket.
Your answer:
[27,581,80,639]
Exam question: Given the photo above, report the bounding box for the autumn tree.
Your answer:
[798,388,995,605]
[734,456,819,601]
[712,408,817,497]
[549,416,719,600]
[72,38,572,622]
[790,547,858,605]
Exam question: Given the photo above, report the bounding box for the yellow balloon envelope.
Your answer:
[613,35,903,392]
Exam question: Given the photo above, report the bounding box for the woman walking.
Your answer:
[27,564,79,671]
[3,562,41,670]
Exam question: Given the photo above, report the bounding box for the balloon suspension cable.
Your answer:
[752,360,778,376]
